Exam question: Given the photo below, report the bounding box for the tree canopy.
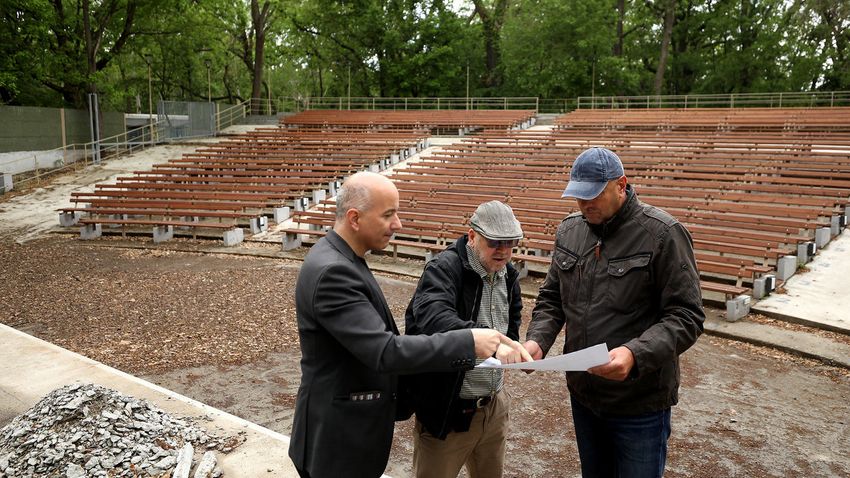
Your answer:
[1,0,847,110]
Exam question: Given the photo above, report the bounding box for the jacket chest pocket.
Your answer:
[553,247,581,305]
[606,253,652,315]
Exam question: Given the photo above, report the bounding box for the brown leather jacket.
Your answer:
[527,186,704,415]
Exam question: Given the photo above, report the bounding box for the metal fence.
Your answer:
[5,101,222,191]
[576,91,850,109]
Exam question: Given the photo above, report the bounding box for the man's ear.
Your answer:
[346,208,361,231]
[617,176,628,194]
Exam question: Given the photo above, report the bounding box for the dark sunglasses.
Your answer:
[484,238,519,249]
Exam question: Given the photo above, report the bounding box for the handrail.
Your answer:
[576,91,850,109]
[215,99,250,130]
[289,96,540,112]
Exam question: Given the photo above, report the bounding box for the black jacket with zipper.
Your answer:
[403,234,523,439]
[528,186,705,415]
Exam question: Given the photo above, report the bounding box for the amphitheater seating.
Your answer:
[281,109,536,133]
[285,108,850,296]
[60,127,429,239]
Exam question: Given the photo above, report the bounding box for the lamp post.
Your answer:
[145,54,154,145]
[204,58,212,102]
[466,62,470,110]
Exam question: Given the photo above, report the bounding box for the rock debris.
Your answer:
[0,383,235,478]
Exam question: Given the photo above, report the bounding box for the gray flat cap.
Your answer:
[469,201,523,240]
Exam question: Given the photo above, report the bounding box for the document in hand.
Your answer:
[476,343,610,371]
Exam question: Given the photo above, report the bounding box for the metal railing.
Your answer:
[216,100,250,129]
[576,91,850,109]
[288,96,540,112]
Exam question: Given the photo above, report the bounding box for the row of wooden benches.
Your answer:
[61,127,430,234]
[554,107,850,131]
[281,109,537,131]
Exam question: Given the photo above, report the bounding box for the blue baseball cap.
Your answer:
[562,147,625,200]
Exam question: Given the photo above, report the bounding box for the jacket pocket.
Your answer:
[606,253,652,316]
[553,247,580,304]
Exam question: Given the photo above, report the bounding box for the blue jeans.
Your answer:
[570,397,671,478]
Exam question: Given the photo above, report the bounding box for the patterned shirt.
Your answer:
[459,243,509,399]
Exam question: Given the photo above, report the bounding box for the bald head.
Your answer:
[335,172,395,222]
[334,172,402,257]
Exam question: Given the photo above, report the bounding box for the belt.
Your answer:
[457,393,496,412]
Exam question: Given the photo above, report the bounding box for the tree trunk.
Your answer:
[614,0,625,57]
[472,0,509,89]
[653,0,676,96]
[250,0,272,115]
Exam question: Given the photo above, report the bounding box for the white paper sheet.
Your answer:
[476,343,610,371]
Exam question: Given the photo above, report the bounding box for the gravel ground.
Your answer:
[2,235,849,477]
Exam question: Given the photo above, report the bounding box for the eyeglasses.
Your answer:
[484,238,519,249]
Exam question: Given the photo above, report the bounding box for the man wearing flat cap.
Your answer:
[524,147,705,478]
[404,200,531,478]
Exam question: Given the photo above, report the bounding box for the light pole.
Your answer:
[145,54,154,145]
[204,58,212,102]
[466,62,470,110]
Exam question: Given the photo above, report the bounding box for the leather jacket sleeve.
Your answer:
[526,251,567,356]
[407,259,476,335]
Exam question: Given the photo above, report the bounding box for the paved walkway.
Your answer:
[753,228,850,335]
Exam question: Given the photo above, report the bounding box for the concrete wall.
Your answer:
[0,106,124,154]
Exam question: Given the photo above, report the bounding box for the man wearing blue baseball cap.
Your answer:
[524,147,705,478]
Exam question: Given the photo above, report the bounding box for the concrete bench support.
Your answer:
[390,153,400,164]
[830,215,841,237]
[249,216,268,234]
[776,255,797,281]
[282,231,302,251]
[312,189,327,205]
[752,274,776,299]
[1,173,12,194]
[152,225,174,243]
[294,197,309,212]
[59,211,82,227]
[369,164,380,173]
[796,242,816,265]
[80,223,102,240]
[513,260,529,280]
[328,180,341,197]
[725,295,751,322]
[273,207,291,224]
[815,227,831,248]
[223,228,244,247]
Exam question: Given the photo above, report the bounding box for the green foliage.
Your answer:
[1,0,848,109]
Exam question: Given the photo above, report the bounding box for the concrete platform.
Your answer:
[753,228,850,335]
[0,324,299,477]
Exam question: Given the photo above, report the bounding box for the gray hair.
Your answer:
[335,181,372,221]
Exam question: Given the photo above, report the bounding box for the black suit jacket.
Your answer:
[288,230,475,478]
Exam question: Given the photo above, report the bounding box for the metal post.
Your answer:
[88,93,101,164]
[145,54,154,146]
[347,66,351,110]
[204,59,212,102]
[466,63,470,110]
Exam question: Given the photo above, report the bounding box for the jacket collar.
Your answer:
[327,229,361,263]
[588,184,638,238]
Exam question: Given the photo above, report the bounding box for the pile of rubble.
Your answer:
[0,383,237,478]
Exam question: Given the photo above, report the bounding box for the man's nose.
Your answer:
[391,214,402,230]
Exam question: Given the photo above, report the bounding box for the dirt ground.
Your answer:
[1,235,849,477]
